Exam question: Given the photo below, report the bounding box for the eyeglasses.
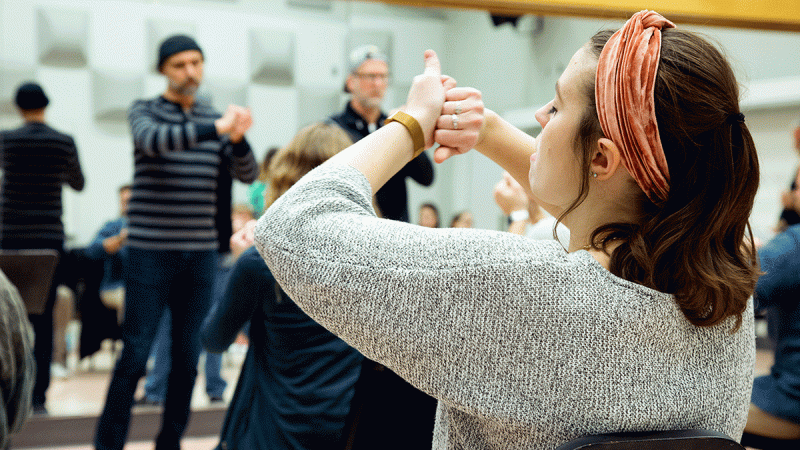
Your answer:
[354,72,389,82]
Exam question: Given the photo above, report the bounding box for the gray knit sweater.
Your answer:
[255,163,755,449]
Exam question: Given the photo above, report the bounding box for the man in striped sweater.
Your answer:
[0,81,85,414]
[94,35,257,450]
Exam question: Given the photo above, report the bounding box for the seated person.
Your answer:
[255,12,759,447]
[493,170,569,243]
[84,184,131,324]
[202,123,362,450]
[449,210,473,228]
[418,202,440,228]
[741,225,800,448]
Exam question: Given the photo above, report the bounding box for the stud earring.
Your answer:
[592,172,597,178]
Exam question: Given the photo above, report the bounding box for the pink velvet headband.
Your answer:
[596,10,675,203]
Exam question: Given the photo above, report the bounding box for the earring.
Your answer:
[592,172,597,178]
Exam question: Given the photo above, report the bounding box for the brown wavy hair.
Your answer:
[566,28,760,330]
[257,146,280,182]
[265,122,352,207]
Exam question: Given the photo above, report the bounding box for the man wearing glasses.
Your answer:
[328,45,437,449]
[329,45,434,223]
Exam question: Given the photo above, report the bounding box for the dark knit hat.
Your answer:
[14,82,49,110]
[157,34,203,70]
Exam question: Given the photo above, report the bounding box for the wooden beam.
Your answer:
[370,0,797,32]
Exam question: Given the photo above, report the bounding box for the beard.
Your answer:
[355,93,383,111]
[170,78,200,96]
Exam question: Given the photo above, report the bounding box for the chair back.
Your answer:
[0,249,59,314]
[555,429,745,450]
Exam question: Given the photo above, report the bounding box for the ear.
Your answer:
[345,75,356,94]
[591,138,623,180]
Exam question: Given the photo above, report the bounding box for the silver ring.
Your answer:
[452,114,459,130]
[455,101,462,115]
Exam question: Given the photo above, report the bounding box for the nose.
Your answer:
[534,103,550,129]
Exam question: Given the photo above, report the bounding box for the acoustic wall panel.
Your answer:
[296,87,340,129]
[0,67,37,117]
[37,7,89,68]
[249,28,294,86]
[92,70,144,134]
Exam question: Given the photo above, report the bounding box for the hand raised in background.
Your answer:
[230,219,257,259]
[493,171,529,216]
[215,105,252,143]
[229,106,253,143]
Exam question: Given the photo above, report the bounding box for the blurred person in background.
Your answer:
[202,123,362,450]
[0,81,84,414]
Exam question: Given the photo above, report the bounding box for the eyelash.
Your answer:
[548,106,557,115]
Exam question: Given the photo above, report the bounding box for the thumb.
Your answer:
[423,50,441,77]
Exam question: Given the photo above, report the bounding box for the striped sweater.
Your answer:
[0,122,84,249]
[128,96,257,251]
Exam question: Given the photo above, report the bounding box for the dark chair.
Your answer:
[555,429,745,450]
[0,249,59,314]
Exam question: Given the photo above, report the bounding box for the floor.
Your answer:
[17,338,247,450]
[43,338,248,417]
[21,436,219,450]
[16,332,778,450]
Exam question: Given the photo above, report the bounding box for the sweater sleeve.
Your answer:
[254,163,575,412]
[225,139,258,184]
[201,247,269,353]
[63,135,85,191]
[129,100,218,158]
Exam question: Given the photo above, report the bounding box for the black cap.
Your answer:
[157,34,203,70]
[15,82,49,110]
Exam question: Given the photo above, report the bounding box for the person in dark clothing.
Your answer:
[329,45,434,222]
[740,225,800,448]
[777,126,800,232]
[93,35,258,450]
[328,45,437,450]
[0,81,85,414]
[202,123,361,450]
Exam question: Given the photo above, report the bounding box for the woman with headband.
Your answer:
[256,10,759,449]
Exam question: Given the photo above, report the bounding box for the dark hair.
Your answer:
[450,210,473,228]
[419,203,440,228]
[567,28,760,330]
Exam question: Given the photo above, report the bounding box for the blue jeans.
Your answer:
[144,309,227,400]
[94,248,216,450]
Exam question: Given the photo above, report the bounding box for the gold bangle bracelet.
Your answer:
[384,111,426,159]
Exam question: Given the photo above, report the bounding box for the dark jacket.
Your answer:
[201,247,363,450]
[751,224,800,423]
[329,102,433,222]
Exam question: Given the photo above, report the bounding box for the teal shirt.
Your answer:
[247,181,266,217]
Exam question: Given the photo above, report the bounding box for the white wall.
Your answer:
[2,0,799,245]
[0,0,446,246]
